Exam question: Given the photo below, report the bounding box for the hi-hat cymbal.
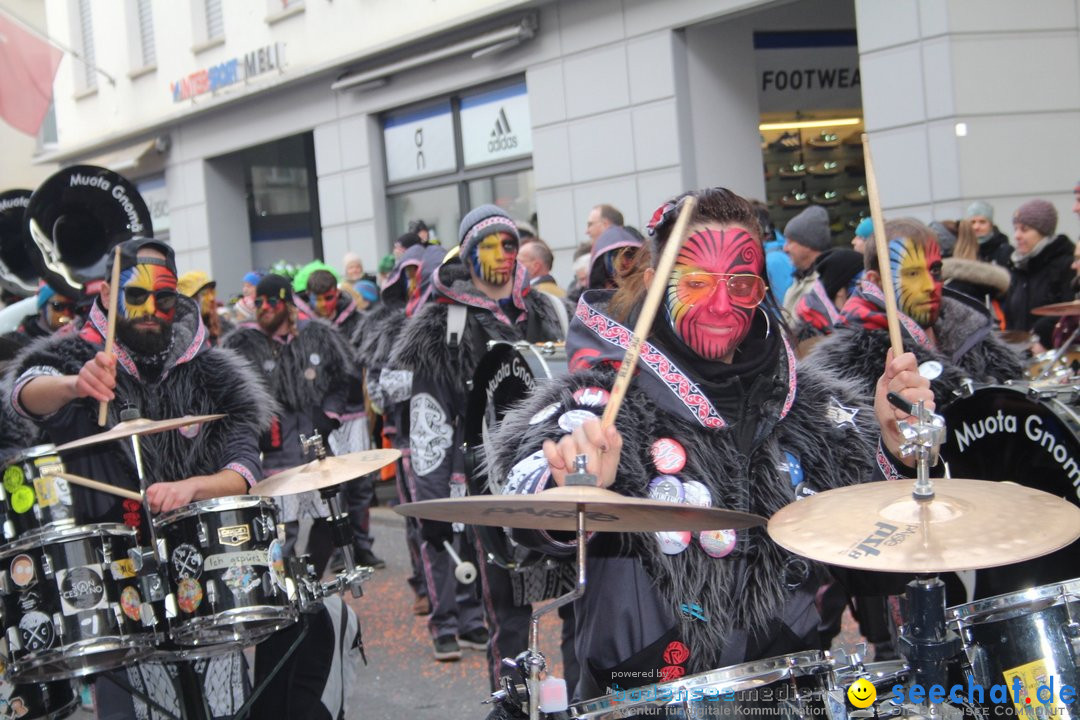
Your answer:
[394,485,766,532]
[1032,300,1080,317]
[53,415,226,453]
[768,478,1080,573]
[249,449,402,497]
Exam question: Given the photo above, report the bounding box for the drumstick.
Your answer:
[53,472,143,502]
[601,197,698,428]
[98,245,123,427]
[862,133,904,358]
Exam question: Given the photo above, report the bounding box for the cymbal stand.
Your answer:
[1036,323,1080,380]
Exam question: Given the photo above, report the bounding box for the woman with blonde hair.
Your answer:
[942,218,1011,329]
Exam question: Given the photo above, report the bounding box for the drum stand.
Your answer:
[1036,324,1080,380]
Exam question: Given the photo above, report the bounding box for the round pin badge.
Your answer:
[172,544,204,579]
[262,360,276,373]
[682,481,712,508]
[267,539,287,591]
[655,531,691,555]
[572,387,610,408]
[303,368,317,381]
[18,611,54,651]
[647,476,685,504]
[558,409,598,433]
[120,586,142,622]
[9,554,35,588]
[918,360,943,380]
[504,450,550,495]
[177,578,203,614]
[528,403,560,426]
[3,465,24,494]
[699,529,737,558]
[309,353,321,366]
[650,438,687,475]
[10,486,34,514]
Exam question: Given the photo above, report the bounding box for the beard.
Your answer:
[117,316,173,357]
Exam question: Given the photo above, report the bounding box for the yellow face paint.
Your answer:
[118,263,178,321]
[472,233,518,286]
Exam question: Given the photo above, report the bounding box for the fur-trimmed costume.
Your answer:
[943,257,1010,328]
[487,290,906,700]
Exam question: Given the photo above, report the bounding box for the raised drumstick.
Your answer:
[98,245,122,427]
[862,133,904,358]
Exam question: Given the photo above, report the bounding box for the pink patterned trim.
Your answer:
[861,281,932,349]
[433,263,529,327]
[225,462,257,487]
[876,443,901,482]
[464,216,515,249]
[810,280,843,326]
[779,334,798,421]
[87,302,139,379]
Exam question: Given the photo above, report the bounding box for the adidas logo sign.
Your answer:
[488,107,518,153]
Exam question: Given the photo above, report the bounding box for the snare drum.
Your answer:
[0,524,157,682]
[0,446,75,544]
[155,496,295,648]
[941,384,1080,598]
[569,651,839,720]
[948,579,1080,719]
[0,678,77,720]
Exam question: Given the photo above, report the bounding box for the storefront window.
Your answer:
[388,185,459,245]
[467,169,534,228]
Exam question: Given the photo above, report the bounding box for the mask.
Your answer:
[664,227,765,361]
[890,236,943,327]
[310,289,339,319]
[471,233,518,286]
[118,262,178,323]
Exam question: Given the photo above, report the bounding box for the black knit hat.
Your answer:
[255,273,294,304]
[815,249,864,299]
[105,237,176,277]
[458,204,518,259]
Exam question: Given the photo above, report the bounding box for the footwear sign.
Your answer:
[57,566,107,615]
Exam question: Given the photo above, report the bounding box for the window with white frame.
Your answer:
[74,0,97,92]
[136,0,156,68]
[205,0,224,41]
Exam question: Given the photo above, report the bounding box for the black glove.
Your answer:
[420,519,454,547]
[312,411,340,438]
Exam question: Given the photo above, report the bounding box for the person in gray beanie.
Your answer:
[782,205,833,315]
[963,199,1013,268]
[1004,198,1075,343]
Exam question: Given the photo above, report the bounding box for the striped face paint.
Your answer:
[890,236,942,327]
[664,226,765,361]
[471,232,518,286]
[118,262,178,322]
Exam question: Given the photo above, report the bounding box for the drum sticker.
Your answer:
[222,565,259,597]
[650,438,687,475]
[825,397,860,429]
[17,591,41,613]
[267,540,286,591]
[503,451,550,495]
[1002,659,1066,717]
[10,486,34,514]
[655,531,690,555]
[681,480,712,508]
[172,543,204,579]
[557,409,598,434]
[204,551,267,572]
[659,641,690,682]
[648,476,685,504]
[528,403,560,426]
[32,475,59,508]
[58,566,107,615]
[110,558,137,580]
[9,554,35,588]
[18,611,54,652]
[120,585,142,622]
[700,529,737,558]
[2,466,24,493]
[679,602,708,621]
[217,524,251,547]
[177,577,203,613]
[572,386,610,408]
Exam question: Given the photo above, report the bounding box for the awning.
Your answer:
[79,138,165,178]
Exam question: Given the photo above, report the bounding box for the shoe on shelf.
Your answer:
[808,131,841,149]
[778,163,807,178]
[807,161,840,176]
[847,211,870,231]
[770,132,801,152]
[354,547,386,569]
[779,191,809,208]
[413,594,431,616]
[845,185,869,204]
[812,190,841,206]
[843,130,864,146]
[458,627,490,650]
[433,635,462,661]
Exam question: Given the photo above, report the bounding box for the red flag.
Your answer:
[0,12,64,136]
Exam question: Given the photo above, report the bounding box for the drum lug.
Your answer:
[101,542,113,565]
[165,593,178,619]
[6,625,21,652]
[111,602,124,627]
[0,570,9,595]
[52,612,63,638]
[254,515,272,542]
[41,552,53,579]
[140,602,157,628]
[262,571,276,597]
[1065,622,1080,660]
[206,579,217,607]
[2,520,14,541]
[197,520,208,547]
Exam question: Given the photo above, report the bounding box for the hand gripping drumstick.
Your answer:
[98,245,123,427]
[600,197,698,429]
[53,472,143,502]
[862,133,904,358]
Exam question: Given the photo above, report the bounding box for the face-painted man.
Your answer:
[42,292,76,331]
[662,226,767,362]
[888,235,943,328]
[304,269,341,321]
[110,247,179,356]
[255,275,293,335]
[470,232,518,287]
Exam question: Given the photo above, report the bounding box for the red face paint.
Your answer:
[664,226,765,361]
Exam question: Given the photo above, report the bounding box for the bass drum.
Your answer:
[940,383,1080,599]
[464,341,566,570]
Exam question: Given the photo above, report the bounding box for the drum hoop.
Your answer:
[948,578,1080,625]
[0,522,135,556]
[4,444,60,465]
[153,494,277,527]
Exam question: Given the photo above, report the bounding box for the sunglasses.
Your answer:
[123,287,178,311]
[48,301,76,313]
[673,273,767,308]
[254,296,286,309]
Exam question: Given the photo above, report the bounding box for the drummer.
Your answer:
[485,187,934,701]
[4,238,270,717]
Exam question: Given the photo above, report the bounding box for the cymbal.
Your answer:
[999,330,1036,344]
[394,485,766,532]
[768,478,1080,573]
[249,449,402,497]
[53,415,226,453]
[1032,300,1080,317]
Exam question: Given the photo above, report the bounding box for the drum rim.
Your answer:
[153,494,277,526]
[0,522,135,556]
[10,635,157,682]
[2,444,60,465]
[168,606,297,646]
[570,650,832,715]
[947,577,1080,624]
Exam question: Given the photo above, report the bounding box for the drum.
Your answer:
[154,496,295,648]
[940,384,1080,598]
[0,446,75,544]
[0,678,77,720]
[0,523,157,682]
[569,651,840,720]
[833,658,912,719]
[948,579,1080,719]
[465,341,567,571]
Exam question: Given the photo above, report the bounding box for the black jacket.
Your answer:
[977,229,1013,269]
[1004,234,1075,337]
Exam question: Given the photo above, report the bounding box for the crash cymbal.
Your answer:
[768,478,1080,573]
[394,484,766,532]
[1032,300,1080,317]
[249,449,402,497]
[53,415,226,453]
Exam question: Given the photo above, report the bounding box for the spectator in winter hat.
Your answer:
[1004,199,1076,343]
[851,217,874,255]
[782,205,832,315]
[963,200,1013,268]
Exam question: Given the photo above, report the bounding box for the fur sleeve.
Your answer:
[386,303,460,379]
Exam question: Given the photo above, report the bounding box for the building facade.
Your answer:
[30,0,1080,295]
